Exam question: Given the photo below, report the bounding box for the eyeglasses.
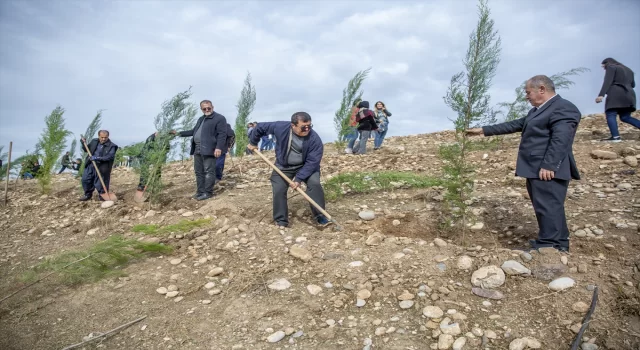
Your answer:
[299,124,313,131]
[201,107,212,112]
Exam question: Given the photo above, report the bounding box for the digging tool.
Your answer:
[134,185,147,203]
[82,139,118,202]
[3,141,12,206]
[252,149,342,230]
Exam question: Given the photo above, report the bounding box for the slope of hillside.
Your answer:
[1,113,639,350]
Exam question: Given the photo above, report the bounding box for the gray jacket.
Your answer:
[599,64,636,111]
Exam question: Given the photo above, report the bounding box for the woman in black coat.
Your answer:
[596,58,639,142]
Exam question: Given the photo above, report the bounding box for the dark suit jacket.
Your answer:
[179,111,228,155]
[482,95,581,181]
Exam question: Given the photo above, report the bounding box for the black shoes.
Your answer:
[79,195,92,202]
[196,193,213,201]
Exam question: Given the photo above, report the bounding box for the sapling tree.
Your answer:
[77,110,103,179]
[439,0,501,229]
[36,106,72,193]
[180,103,198,161]
[232,72,257,156]
[333,68,370,146]
[137,88,192,201]
[499,67,590,121]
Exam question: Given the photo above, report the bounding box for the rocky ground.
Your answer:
[0,113,639,350]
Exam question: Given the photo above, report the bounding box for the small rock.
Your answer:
[392,220,401,226]
[581,343,599,350]
[440,318,461,335]
[561,256,568,265]
[170,258,182,265]
[356,299,366,307]
[359,210,376,221]
[452,337,466,350]
[438,334,454,349]
[590,150,617,159]
[307,284,322,295]
[434,238,447,247]
[573,230,587,238]
[471,287,504,300]
[86,228,99,236]
[165,291,179,298]
[156,287,168,295]
[423,306,444,318]
[267,330,285,343]
[470,222,484,230]
[365,234,383,246]
[572,301,589,313]
[182,211,194,217]
[624,156,638,167]
[520,252,533,262]
[289,245,313,262]
[501,260,531,275]
[208,267,224,276]
[456,255,473,270]
[549,277,575,291]
[101,201,115,208]
[471,265,506,288]
[357,289,372,300]
[399,300,414,309]
[268,278,291,291]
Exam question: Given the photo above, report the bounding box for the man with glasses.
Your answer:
[176,100,228,200]
[247,112,329,227]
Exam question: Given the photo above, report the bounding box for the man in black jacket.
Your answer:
[177,100,227,200]
[215,123,235,181]
[467,75,581,252]
[80,130,119,201]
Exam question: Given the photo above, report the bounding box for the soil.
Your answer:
[1,113,639,350]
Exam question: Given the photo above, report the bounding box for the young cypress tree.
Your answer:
[440,0,501,229]
[333,68,370,145]
[77,110,103,179]
[232,72,257,157]
[36,106,72,193]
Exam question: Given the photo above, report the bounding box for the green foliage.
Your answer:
[12,152,39,178]
[440,0,501,229]
[138,88,192,201]
[499,67,589,122]
[333,68,370,142]
[323,171,442,201]
[132,218,212,235]
[78,110,103,179]
[233,72,257,157]
[68,138,77,160]
[36,106,72,193]
[21,235,172,286]
[180,103,198,161]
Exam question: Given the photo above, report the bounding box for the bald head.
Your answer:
[525,75,556,107]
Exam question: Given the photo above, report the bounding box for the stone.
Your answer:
[170,258,182,265]
[440,318,461,335]
[509,338,528,350]
[471,287,504,300]
[520,252,533,262]
[284,327,295,336]
[590,150,617,159]
[624,156,638,167]
[357,289,372,300]
[452,337,466,350]
[501,260,531,275]
[561,256,568,265]
[289,245,312,262]
[359,210,376,221]
[267,330,285,343]
[622,147,637,156]
[572,301,589,313]
[392,220,401,226]
[581,343,599,350]
[618,183,632,191]
[156,287,168,294]
[549,277,575,291]
[573,230,587,238]
[268,278,291,291]
[307,284,322,295]
[182,211,194,217]
[456,256,473,270]
[165,291,179,298]
[365,234,383,246]
[375,327,386,336]
[470,222,484,230]
[204,282,215,289]
[423,306,444,318]
[399,300,414,309]
[532,263,567,280]
[438,334,454,350]
[208,267,224,276]
[434,238,447,247]
[471,265,506,288]
[356,299,366,307]
[101,201,115,208]
[86,228,99,236]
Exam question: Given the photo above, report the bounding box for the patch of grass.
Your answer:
[324,171,442,201]
[22,235,172,286]
[132,218,212,235]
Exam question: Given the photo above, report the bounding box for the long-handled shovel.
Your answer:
[82,140,118,202]
[252,149,342,230]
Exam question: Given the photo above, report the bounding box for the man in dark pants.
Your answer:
[215,123,235,181]
[467,75,581,252]
[247,112,329,228]
[177,100,227,200]
[58,152,71,174]
[79,130,119,201]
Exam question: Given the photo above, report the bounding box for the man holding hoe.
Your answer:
[247,112,329,228]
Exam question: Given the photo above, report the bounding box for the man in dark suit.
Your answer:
[176,100,227,201]
[467,75,581,252]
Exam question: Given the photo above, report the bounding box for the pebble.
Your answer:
[471,265,506,288]
[202,299,211,304]
[561,256,568,265]
[174,296,183,302]
[399,300,414,309]
[452,337,466,350]
[573,230,587,238]
[471,287,504,300]
[289,245,313,262]
[581,343,599,350]
[375,327,386,336]
[307,284,322,295]
[422,306,444,318]
[156,287,168,295]
[456,255,473,270]
[182,211,193,217]
[470,222,484,230]
[356,299,366,307]
[167,285,178,292]
[268,279,291,291]
[208,288,221,295]
[170,258,182,265]
[438,334,454,349]
[101,201,114,209]
[86,228,99,236]
[572,301,589,313]
[357,289,372,300]
[358,210,376,221]
[267,331,285,343]
[549,277,575,291]
[501,260,531,275]
[208,267,224,276]
[520,252,533,262]
[204,282,215,289]
[165,291,179,298]
[392,220,401,226]
[434,238,447,247]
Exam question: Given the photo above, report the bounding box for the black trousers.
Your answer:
[526,178,570,250]
[82,163,110,195]
[270,168,326,226]
[194,154,217,196]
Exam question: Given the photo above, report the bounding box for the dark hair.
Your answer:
[375,101,386,109]
[291,112,311,125]
[98,130,110,136]
[200,100,213,106]
[602,57,625,68]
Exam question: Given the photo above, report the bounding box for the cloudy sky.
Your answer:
[1,0,639,159]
